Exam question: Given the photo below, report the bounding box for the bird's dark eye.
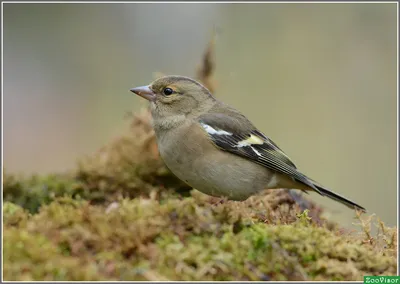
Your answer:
[163,88,174,96]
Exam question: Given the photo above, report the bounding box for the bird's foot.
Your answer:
[209,197,227,206]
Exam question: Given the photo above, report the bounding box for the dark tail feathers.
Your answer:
[314,184,366,212]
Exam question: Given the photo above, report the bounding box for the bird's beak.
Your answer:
[130,85,156,101]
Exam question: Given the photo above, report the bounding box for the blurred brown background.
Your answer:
[3,3,397,227]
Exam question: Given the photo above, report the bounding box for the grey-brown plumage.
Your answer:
[130,75,366,212]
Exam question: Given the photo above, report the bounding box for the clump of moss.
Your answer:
[4,227,102,281]
[3,172,82,213]
[351,213,398,260]
[3,202,29,227]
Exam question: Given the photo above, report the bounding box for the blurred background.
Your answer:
[3,3,397,227]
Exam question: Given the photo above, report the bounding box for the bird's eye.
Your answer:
[163,88,174,96]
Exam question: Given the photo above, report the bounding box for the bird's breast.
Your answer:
[156,124,207,180]
[155,123,273,200]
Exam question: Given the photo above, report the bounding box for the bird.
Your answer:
[130,75,366,212]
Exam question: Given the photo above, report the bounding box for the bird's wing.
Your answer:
[197,112,321,193]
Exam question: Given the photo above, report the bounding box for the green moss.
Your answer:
[3,172,81,213]
[3,195,396,281]
[3,202,29,227]
[3,227,101,280]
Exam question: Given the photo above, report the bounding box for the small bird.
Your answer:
[130,76,365,212]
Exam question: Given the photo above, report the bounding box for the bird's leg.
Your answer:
[287,189,312,211]
[209,196,228,206]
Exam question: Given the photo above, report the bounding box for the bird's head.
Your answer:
[130,76,215,121]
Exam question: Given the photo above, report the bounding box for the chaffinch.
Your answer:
[130,75,365,212]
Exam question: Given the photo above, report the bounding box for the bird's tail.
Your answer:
[313,183,366,212]
[279,172,366,212]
